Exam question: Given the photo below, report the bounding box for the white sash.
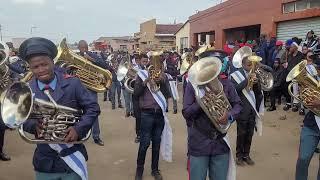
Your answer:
[231,70,264,136]
[165,73,179,101]
[49,144,88,180]
[306,64,319,80]
[315,116,320,130]
[137,70,173,162]
[196,87,235,180]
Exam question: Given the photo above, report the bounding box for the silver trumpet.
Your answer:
[1,82,90,144]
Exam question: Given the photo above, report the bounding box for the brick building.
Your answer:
[189,0,320,49]
[135,19,183,51]
[94,36,136,53]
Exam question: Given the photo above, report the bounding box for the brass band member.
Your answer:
[19,37,100,180]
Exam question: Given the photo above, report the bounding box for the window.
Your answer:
[283,2,295,13]
[180,37,188,50]
[296,0,308,11]
[310,0,320,8]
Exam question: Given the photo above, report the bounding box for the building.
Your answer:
[174,20,190,54]
[94,36,136,53]
[135,19,183,51]
[189,0,320,49]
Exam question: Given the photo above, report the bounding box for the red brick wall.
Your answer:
[189,0,320,49]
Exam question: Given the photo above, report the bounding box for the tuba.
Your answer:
[286,60,320,116]
[0,41,11,93]
[188,57,231,134]
[232,46,274,91]
[55,38,112,93]
[1,82,90,144]
[117,54,137,94]
[148,51,164,92]
[180,52,195,75]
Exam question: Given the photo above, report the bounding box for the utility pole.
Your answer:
[0,24,2,41]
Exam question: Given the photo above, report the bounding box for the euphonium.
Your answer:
[1,82,90,144]
[188,57,231,134]
[117,54,137,94]
[0,41,11,93]
[55,38,112,93]
[232,46,274,91]
[286,60,320,116]
[148,51,163,92]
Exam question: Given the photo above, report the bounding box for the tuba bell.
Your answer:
[232,46,274,91]
[117,54,137,94]
[55,38,112,93]
[286,60,320,116]
[188,57,232,134]
[1,82,90,144]
[148,51,164,92]
[180,52,195,75]
[0,41,11,93]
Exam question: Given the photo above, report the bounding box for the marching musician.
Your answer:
[182,50,241,180]
[20,37,100,180]
[78,40,107,146]
[230,54,264,166]
[134,53,171,180]
[109,54,123,110]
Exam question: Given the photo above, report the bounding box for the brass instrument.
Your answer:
[180,52,195,75]
[0,41,11,93]
[1,82,90,144]
[188,56,231,134]
[232,46,274,91]
[148,51,163,92]
[117,54,137,94]
[55,38,112,93]
[21,71,33,82]
[195,44,212,57]
[286,60,320,116]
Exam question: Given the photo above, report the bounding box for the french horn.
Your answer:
[188,56,231,134]
[232,46,274,91]
[286,60,320,116]
[1,82,90,144]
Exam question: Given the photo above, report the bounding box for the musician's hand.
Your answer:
[217,112,228,125]
[250,73,258,84]
[35,119,44,138]
[64,127,79,143]
[143,78,150,86]
[306,99,320,108]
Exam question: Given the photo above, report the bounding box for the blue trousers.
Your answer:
[189,154,229,180]
[123,88,133,113]
[35,171,81,180]
[137,111,164,171]
[88,90,101,140]
[296,126,320,180]
[111,81,122,108]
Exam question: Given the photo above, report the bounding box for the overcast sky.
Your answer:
[0,0,222,43]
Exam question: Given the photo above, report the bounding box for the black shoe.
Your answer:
[0,153,11,161]
[130,112,135,117]
[315,148,320,153]
[292,104,299,112]
[299,109,305,116]
[267,106,276,112]
[112,106,115,110]
[151,170,163,180]
[283,104,291,111]
[125,112,130,117]
[243,157,255,166]
[103,98,107,101]
[94,138,104,146]
[173,109,177,114]
[236,158,245,166]
[118,104,123,108]
[135,136,140,143]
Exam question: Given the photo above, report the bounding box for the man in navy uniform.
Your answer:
[20,37,100,180]
[78,40,107,146]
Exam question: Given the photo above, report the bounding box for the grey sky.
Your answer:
[0,0,220,43]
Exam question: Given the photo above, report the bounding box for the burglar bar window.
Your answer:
[310,0,320,8]
[283,2,295,13]
[295,0,308,11]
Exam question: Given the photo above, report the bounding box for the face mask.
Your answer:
[220,57,229,73]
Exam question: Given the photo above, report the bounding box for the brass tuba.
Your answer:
[0,41,11,93]
[55,38,112,93]
[117,54,137,94]
[148,51,163,92]
[1,82,90,144]
[180,52,195,75]
[232,46,274,91]
[286,60,320,116]
[188,57,231,134]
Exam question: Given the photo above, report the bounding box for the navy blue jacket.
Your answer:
[23,69,100,173]
[304,111,320,131]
